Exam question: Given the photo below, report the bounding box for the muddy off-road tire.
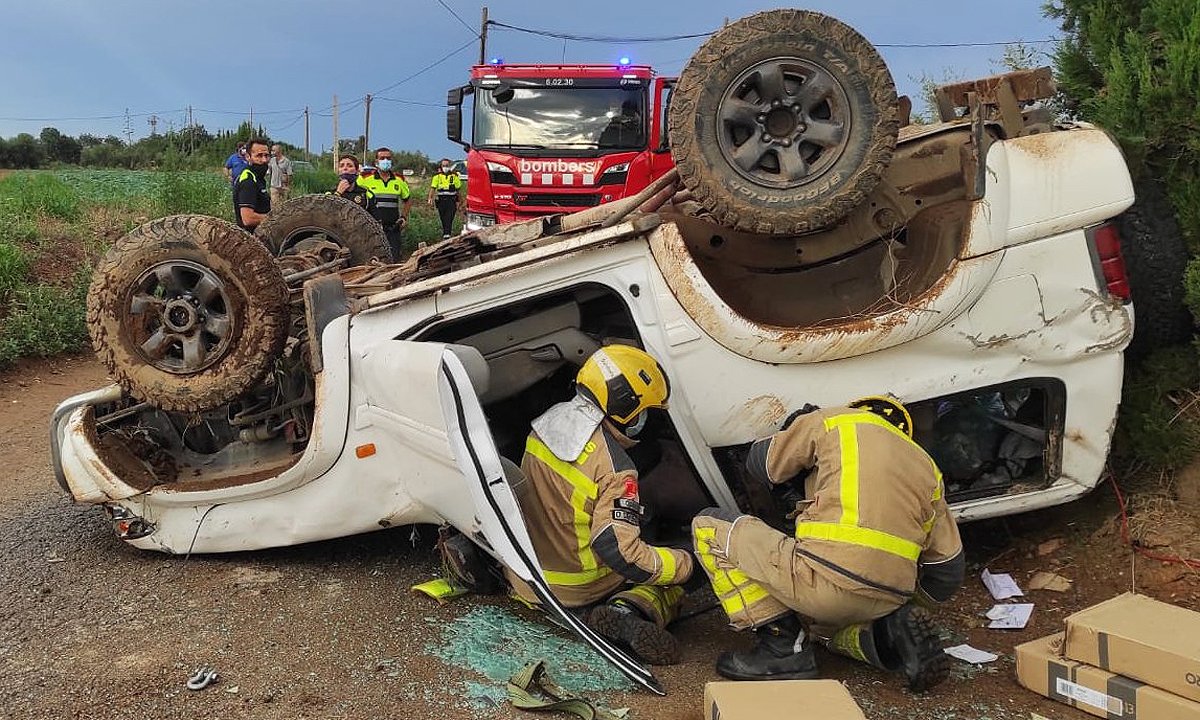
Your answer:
[669,9,899,235]
[1118,180,1193,356]
[86,215,289,413]
[256,193,392,265]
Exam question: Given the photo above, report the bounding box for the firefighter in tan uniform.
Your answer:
[692,397,965,690]
[512,345,695,665]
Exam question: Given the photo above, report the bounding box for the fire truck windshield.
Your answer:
[474,86,647,152]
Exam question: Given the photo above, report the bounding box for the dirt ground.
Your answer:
[3,355,1199,720]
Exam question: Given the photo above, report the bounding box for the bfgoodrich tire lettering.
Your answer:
[669,9,899,235]
[86,215,289,412]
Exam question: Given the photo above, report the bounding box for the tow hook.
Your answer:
[187,666,219,690]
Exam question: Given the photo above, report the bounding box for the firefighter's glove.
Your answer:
[780,404,820,431]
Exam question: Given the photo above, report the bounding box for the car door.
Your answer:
[381,341,664,695]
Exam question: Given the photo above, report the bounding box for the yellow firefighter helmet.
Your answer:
[576,345,670,425]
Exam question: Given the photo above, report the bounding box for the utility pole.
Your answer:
[304,106,310,160]
[363,94,373,159]
[479,7,489,64]
[187,105,194,154]
[332,94,339,171]
[147,114,159,136]
[123,108,133,146]
[249,106,254,130]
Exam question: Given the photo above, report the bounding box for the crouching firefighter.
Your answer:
[506,345,696,665]
[692,396,965,691]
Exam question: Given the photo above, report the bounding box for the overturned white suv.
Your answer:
[52,11,1137,693]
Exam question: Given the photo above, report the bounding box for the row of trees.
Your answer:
[0,123,434,174]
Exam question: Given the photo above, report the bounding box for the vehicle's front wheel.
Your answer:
[669,9,899,235]
[86,215,290,413]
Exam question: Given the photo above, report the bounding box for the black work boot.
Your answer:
[878,604,949,692]
[715,614,819,681]
[588,601,680,665]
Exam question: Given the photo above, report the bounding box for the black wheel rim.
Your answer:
[716,56,852,190]
[127,260,237,374]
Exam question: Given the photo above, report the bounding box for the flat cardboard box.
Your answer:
[703,679,865,720]
[1064,592,1200,703]
[1016,632,1200,719]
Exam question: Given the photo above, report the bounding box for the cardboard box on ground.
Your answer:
[703,679,865,720]
[1015,592,1200,720]
[1063,592,1200,704]
[1016,633,1200,719]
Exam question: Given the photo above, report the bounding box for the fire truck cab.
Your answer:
[447,63,676,229]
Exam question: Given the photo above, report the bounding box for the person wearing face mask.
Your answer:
[428,158,463,239]
[505,344,696,666]
[332,154,375,214]
[233,138,272,231]
[356,146,412,258]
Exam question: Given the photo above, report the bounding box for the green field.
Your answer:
[0,168,457,368]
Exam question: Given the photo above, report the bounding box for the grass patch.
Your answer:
[0,267,91,366]
[157,171,228,218]
[0,242,31,297]
[292,168,338,196]
[0,172,81,222]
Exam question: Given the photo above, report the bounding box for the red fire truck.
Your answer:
[446,62,676,229]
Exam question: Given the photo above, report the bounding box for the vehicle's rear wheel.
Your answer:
[1118,180,1193,355]
[86,215,290,413]
[256,193,392,265]
[669,9,899,235]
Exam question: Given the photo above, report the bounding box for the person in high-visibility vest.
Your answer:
[692,396,964,691]
[507,345,696,665]
[356,147,411,258]
[427,158,463,239]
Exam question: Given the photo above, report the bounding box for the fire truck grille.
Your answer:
[514,193,601,208]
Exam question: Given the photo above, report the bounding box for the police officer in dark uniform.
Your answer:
[234,138,272,231]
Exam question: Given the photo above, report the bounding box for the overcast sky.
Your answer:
[0,1,1062,160]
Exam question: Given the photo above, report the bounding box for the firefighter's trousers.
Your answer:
[691,512,901,635]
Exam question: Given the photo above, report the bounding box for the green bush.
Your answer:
[157,170,227,218]
[0,267,91,366]
[292,168,338,196]
[1113,345,1200,469]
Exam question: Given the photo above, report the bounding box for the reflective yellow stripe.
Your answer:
[824,411,911,441]
[525,437,601,573]
[543,566,612,586]
[695,526,772,615]
[836,423,860,527]
[795,521,922,561]
[654,547,677,583]
[719,583,771,615]
[627,585,667,618]
[921,512,937,535]
[931,468,944,502]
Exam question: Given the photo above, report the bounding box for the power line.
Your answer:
[0,108,182,122]
[487,19,1062,48]
[488,20,711,43]
[434,0,479,37]
[375,97,444,107]
[193,106,303,116]
[368,36,477,96]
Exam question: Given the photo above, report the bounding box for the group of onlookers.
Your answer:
[223,140,463,259]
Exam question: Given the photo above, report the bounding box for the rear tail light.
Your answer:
[1088,222,1131,303]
